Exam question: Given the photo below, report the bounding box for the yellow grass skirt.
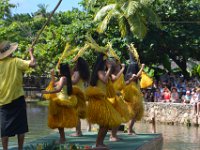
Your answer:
[48,100,78,129]
[110,96,131,123]
[85,86,122,128]
[48,95,78,129]
[123,83,144,120]
[73,86,87,119]
[106,80,130,123]
[43,81,78,129]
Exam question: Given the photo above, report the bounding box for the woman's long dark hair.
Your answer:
[60,63,73,95]
[75,57,90,82]
[90,53,105,86]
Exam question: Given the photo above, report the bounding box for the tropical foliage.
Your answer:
[0,0,15,19]
[89,0,160,39]
[0,0,199,78]
[137,0,200,78]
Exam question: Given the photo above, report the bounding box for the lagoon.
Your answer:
[0,103,199,150]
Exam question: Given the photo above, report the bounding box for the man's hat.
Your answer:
[0,41,18,60]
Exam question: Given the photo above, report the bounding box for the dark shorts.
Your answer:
[0,96,28,137]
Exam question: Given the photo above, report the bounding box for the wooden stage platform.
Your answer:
[8,131,163,150]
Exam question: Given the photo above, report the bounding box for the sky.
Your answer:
[10,0,82,14]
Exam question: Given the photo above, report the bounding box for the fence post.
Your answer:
[195,115,199,127]
[152,105,156,133]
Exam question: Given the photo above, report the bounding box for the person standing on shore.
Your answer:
[0,41,36,150]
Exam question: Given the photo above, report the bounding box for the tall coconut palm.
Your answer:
[34,4,49,18]
[89,0,160,39]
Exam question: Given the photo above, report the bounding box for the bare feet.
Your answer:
[109,136,123,142]
[69,132,82,137]
[127,131,137,136]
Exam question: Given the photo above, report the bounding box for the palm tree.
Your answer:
[89,0,160,39]
[34,4,49,18]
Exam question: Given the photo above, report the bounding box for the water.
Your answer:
[134,122,200,150]
[0,103,200,150]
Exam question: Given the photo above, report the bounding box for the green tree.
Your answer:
[1,0,199,77]
[0,7,95,75]
[89,0,160,39]
[0,0,15,19]
[34,4,49,18]
[137,0,200,78]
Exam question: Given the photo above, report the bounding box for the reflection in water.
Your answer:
[134,122,200,150]
[25,103,55,140]
[0,103,200,150]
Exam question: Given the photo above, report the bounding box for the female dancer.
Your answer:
[85,53,122,148]
[124,61,145,135]
[106,58,130,141]
[71,57,90,136]
[42,63,78,143]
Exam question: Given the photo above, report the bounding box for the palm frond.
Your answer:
[62,47,79,59]
[121,1,128,12]
[106,42,120,61]
[94,4,116,21]
[140,0,151,6]
[86,41,107,54]
[124,1,139,18]
[107,0,116,3]
[142,6,161,28]
[57,43,79,68]
[127,14,147,39]
[86,34,107,53]
[65,47,79,57]
[117,0,129,6]
[127,43,141,65]
[56,43,71,67]
[87,0,98,9]
[118,15,129,37]
[97,9,117,33]
[72,44,90,62]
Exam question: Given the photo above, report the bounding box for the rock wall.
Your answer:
[143,102,200,126]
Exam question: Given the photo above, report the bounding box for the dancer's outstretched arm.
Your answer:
[136,64,145,78]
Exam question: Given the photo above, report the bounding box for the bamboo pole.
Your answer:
[25,0,63,59]
[31,0,63,48]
